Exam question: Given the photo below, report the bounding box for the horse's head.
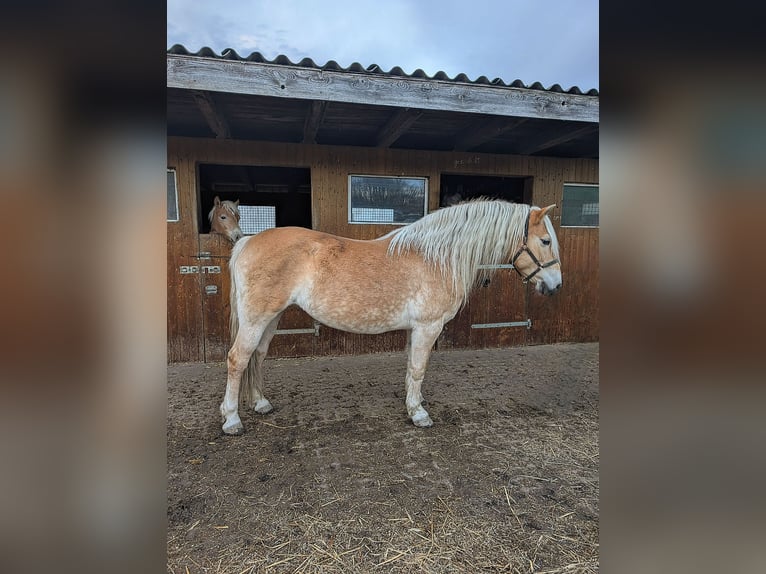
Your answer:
[511,205,562,296]
[209,196,243,243]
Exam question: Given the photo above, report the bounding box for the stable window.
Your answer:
[561,183,599,227]
[348,175,427,224]
[167,169,179,222]
[197,164,312,233]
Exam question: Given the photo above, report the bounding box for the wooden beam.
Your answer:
[519,124,598,155]
[191,90,231,139]
[374,108,423,147]
[452,117,528,151]
[169,55,599,123]
[302,100,328,144]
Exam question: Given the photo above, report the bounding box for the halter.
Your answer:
[511,212,559,284]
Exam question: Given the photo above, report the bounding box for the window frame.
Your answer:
[347,174,429,226]
[561,182,599,228]
[167,168,179,222]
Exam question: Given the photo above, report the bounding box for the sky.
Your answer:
[167,0,598,91]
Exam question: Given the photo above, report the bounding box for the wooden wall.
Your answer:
[167,150,204,362]
[167,137,598,362]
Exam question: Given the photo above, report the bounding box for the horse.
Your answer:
[209,196,243,243]
[219,199,561,435]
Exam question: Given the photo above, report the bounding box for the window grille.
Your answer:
[351,207,395,223]
[239,205,276,235]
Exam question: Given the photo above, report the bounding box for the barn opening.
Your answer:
[439,174,530,207]
[198,164,312,234]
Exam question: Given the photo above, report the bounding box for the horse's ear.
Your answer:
[234,199,240,207]
[541,204,556,219]
[214,196,221,206]
[532,204,556,224]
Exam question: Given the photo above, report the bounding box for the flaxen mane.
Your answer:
[387,200,558,303]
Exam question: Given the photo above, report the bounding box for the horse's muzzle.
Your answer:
[540,281,562,296]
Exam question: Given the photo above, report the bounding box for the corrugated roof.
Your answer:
[168,44,599,97]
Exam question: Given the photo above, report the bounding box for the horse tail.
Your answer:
[228,238,258,408]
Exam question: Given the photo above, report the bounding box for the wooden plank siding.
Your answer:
[167,136,598,362]
[167,154,205,362]
[197,233,235,361]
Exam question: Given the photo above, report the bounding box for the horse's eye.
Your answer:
[541,238,551,246]
[220,215,227,219]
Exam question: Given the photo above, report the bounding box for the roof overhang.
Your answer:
[167,52,599,158]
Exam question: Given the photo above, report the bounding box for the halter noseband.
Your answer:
[511,212,559,284]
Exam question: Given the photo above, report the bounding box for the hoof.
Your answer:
[254,399,273,414]
[411,410,433,428]
[222,420,244,435]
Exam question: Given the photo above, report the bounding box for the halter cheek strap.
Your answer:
[511,212,559,284]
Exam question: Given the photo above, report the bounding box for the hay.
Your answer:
[168,344,599,574]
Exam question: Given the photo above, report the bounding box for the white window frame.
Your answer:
[348,174,428,225]
[167,168,179,222]
[561,182,599,228]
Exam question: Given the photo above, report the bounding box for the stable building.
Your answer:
[167,45,599,363]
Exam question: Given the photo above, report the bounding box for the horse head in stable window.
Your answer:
[219,199,562,435]
[209,196,244,243]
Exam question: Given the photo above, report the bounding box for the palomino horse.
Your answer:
[220,199,561,434]
[209,196,243,243]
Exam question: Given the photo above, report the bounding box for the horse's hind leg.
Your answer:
[405,324,443,427]
[248,313,282,414]
[220,316,277,435]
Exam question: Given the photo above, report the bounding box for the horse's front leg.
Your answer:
[405,324,442,427]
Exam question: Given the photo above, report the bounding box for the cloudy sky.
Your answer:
[167,0,598,91]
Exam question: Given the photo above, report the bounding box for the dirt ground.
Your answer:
[167,342,599,574]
